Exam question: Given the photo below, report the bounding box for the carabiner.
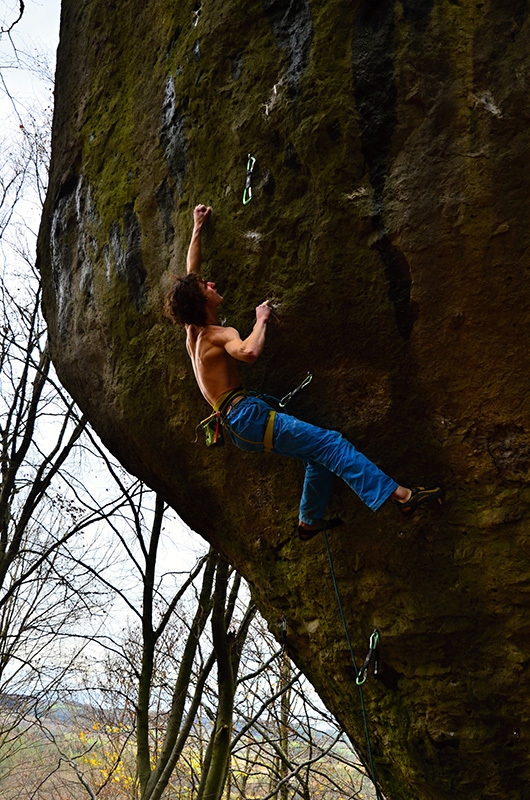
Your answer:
[279,372,313,408]
[242,154,256,204]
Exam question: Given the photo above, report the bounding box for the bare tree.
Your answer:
[0,99,163,793]
[39,481,375,800]
[57,481,254,800]
[0,270,165,795]
[0,1,25,37]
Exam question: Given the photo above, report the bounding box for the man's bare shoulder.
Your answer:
[208,325,240,341]
[186,324,240,353]
[194,325,240,347]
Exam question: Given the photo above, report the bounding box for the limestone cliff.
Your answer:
[38,1,530,798]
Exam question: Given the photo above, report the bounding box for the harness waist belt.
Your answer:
[212,389,276,451]
[214,387,248,414]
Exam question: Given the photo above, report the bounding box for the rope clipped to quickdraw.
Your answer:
[323,530,384,800]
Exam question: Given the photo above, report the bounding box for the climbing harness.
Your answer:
[214,387,248,414]
[196,387,276,451]
[196,387,246,447]
[323,530,384,800]
[242,154,256,204]
[196,373,311,451]
[279,372,312,408]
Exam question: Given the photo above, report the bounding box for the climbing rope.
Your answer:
[323,530,385,800]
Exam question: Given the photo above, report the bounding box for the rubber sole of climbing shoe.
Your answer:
[297,517,344,541]
[393,486,445,516]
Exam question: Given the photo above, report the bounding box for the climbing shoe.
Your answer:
[297,517,344,541]
[393,486,445,516]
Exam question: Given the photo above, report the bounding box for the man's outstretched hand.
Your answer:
[193,204,211,230]
[256,300,275,323]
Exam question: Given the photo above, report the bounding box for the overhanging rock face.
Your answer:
[38,2,530,798]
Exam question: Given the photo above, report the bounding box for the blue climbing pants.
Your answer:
[226,395,398,525]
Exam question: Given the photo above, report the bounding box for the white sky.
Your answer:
[0,0,61,135]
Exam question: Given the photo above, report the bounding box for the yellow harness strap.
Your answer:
[263,410,276,453]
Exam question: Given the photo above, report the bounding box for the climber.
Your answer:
[165,204,444,539]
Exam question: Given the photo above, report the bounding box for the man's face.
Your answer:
[200,279,223,305]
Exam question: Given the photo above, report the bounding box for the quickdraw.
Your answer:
[279,372,312,408]
[242,154,256,204]
[356,629,380,685]
[280,615,287,653]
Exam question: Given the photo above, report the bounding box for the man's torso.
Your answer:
[186,324,242,407]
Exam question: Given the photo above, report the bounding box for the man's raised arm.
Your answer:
[186,204,211,274]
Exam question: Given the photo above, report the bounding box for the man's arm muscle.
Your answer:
[220,302,271,363]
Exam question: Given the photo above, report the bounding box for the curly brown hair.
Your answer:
[165,274,207,327]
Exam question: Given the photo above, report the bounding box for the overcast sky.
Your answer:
[1,0,61,138]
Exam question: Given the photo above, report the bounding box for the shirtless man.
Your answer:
[165,204,444,539]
